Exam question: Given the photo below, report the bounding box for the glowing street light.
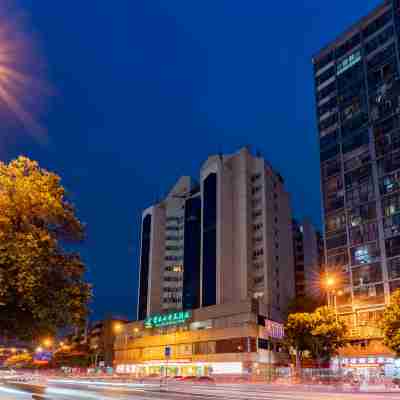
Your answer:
[35,346,43,353]
[325,276,335,287]
[43,338,52,348]
[113,322,123,334]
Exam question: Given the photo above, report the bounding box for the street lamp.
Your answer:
[35,346,43,353]
[43,338,52,348]
[113,322,123,334]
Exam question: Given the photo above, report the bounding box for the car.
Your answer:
[181,375,197,381]
[196,376,215,384]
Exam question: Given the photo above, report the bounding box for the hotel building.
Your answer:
[138,147,295,322]
[313,0,400,377]
[120,147,295,377]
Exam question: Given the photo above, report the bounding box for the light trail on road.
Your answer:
[3,379,400,400]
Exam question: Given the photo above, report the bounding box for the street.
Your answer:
[1,379,400,400]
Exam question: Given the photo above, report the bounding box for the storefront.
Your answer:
[331,356,400,379]
[114,301,289,378]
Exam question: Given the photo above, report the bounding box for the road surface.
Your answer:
[1,379,400,399]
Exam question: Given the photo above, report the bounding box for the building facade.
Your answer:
[137,147,295,322]
[313,0,400,377]
[292,218,324,299]
[115,300,287,378]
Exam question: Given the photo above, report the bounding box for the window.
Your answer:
[342,130,369,155]
[252,186,262,195]
[383,193,400,217]
[380,171,400,195]
[349,222,378,245]
[386,236,400,258]
[346,182,375,207]
[363,11,392,39]
[254,276,264,285]
[251,173,261,182]
[327,250,348,268]
[314,51,334,73]
[321,157,341,180]
[378,150,400,177]
[352,263,383,286]
[316,65,335,86]
[345,165,372,190]
[344,151,370,172]
[383,213,400,239]
[388,257,400,279]
[350,242,380,265]
[326,231,347,250]
[353,283,385,305]
[365,25,394,55]
[348,202,377,226]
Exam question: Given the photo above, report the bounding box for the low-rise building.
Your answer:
[115,300,287,378]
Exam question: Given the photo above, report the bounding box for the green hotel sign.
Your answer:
[144,311,191,328]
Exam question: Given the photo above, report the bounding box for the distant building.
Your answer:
[138,147,295,322]
[88,317,128,367]
[292,218,324,299]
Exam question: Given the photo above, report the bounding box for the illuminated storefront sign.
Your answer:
[337,50,362,75]
[144,311,191,328]
[263,320,284,339]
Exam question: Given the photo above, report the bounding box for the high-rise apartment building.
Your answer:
[313,0,400,368]
[137,147,295,322]
[292,218,324,299]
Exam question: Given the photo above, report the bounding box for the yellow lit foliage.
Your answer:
[0,156,91,340]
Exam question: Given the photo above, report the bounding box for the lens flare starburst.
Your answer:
[0,3,48,142]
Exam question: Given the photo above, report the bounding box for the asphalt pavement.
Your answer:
[1,379,400,400]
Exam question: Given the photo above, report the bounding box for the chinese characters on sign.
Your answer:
[144,311,192,328]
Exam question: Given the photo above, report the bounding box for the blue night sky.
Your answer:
[6,0,381,321]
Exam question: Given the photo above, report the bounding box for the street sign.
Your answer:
[165,346,171,358]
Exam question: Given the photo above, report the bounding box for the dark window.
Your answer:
[138,214,152,320]
[326,231,347,250]
[202,173,217,307]
[182,196,202,310]
[386,236,400,258]
[342,130,369,154]
[388,257,400,279]
[363,11,392,39]
[352,263,383,286]
[215,337,257,354]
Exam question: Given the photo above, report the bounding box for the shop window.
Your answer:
[350,242,380,266]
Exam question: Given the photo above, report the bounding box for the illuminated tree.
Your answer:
[5,352,32,368]
[0,156,91,340]
[310,306,347,366]
[382,289,400,356]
